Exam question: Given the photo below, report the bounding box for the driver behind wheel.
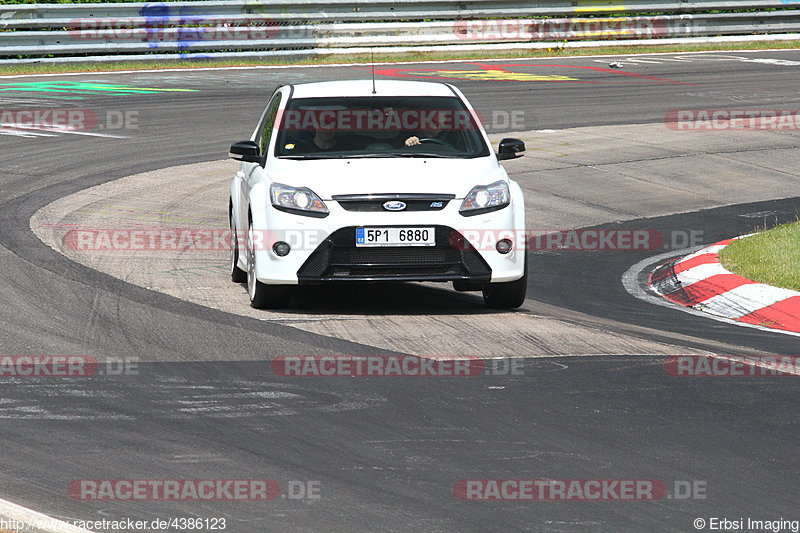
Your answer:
[403,113,466,150]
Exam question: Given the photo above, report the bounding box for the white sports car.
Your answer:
[228,79,527,309]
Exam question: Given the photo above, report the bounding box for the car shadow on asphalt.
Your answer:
[253,281,531,316]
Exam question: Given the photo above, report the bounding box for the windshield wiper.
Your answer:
[278,154,344,160]
[346,152,454,159]
[388,152,453,158]
[335,153,398,159]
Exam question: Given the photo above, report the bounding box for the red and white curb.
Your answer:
[649,237,800,334]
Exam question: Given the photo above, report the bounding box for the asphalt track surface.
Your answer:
[0,51,799,532]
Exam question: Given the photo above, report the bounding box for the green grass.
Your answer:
[1,39,800,76]
[719,220,800,291]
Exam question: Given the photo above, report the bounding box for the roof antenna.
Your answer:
[371,48,377,94]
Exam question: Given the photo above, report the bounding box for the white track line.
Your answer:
[0,497,93,533]
[38,128,127,139]
[0,124,127,138]
[0,127,58,138]
[2,47,800,79]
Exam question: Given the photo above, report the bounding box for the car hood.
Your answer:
[267,156,505,199]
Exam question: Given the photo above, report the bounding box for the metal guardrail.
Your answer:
[0,0,799,62]
[1,1,796,26]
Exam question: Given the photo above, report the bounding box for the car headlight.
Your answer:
[270,183,328,217]
[459,181,510,216]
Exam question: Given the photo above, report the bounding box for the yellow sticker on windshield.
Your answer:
[285,143,295,150]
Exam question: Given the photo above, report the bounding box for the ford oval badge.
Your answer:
[383,201,407,211]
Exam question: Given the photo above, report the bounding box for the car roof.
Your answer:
[288,80,457,99]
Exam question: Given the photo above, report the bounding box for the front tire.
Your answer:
[229,206,247,283]
[482,252,528,309]
[246,217,291,309]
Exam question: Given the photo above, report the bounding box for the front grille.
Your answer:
[333,265,458,277]
[332,247,458,264]
[333,194,454,212]
[337,199,450,212]
[297,226,491,282]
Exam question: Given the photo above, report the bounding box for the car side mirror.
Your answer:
[229,140,261,163]
[497,138,525,161]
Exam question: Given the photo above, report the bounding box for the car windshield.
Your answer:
[274,96,491,159]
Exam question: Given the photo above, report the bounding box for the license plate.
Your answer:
[355,227,435,247]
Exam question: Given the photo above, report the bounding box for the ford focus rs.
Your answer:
[228,79,527,309]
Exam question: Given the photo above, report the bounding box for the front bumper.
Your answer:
[296,226,491,283]
[249,193,526,285]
